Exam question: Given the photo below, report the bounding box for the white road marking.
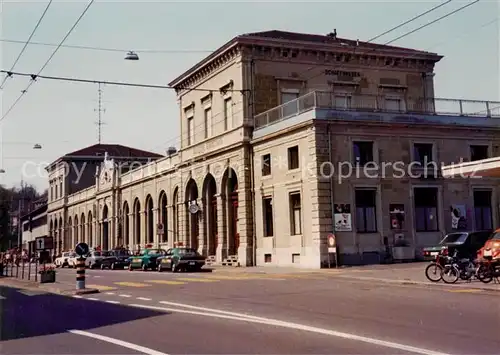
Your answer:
[93,276,101,278]
[105,292,115,295]
[73,295,83,299]
[0,295,6,300]
[105,300,120,304]
[88,298,99,301]
[69,329,168,355]
[132,303,450,355]
[137,297,152,301]
[118,294,131,298]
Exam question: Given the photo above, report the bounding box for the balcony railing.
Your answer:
[254,91,500,129]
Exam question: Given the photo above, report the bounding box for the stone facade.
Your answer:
[45,30,500,267]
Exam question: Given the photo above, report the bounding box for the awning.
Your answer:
[441,156,500,178]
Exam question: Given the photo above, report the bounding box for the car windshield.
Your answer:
[491,232,500,241]
[93,252,101,256]
[440,233,468,245]
[147,250,162,255]
[101,251,112,256]
[115,250,130,256]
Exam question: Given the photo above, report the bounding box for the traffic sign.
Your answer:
[327,234,336,253]
[75,242,89,256]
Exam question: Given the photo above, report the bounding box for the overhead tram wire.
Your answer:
[0,70,246,94]
[383,0,481,45]
[0,0,95,123]
[0,0,53,90]
[367,0,453,43]
[0,38,214,54]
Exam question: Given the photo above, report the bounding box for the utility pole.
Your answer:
[94,83,106,144]
[17,179,23,248]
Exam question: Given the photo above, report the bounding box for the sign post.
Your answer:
[327,233,338,268]
[74,242,89,290]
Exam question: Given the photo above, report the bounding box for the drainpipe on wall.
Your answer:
[327,125,336,265]
[250,59,257,267]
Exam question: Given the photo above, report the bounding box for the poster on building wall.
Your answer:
[389,204,405,230]
[334,204,352,232]
[450,204,467,230]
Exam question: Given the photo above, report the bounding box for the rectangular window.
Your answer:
[474,190,492,230]
[385,98,402,111]
[289,193,302,235]
[224,97,233,131]
[414,187,439,232]
[413,143,433,165]
[334,95,352,109]
[281,91,299,117]
[263,197,274,237]
[355,189,377,233]
[470,145,489,161]
[262,154,271,176]
[204,108,212,139]
[55,185,58,199]
[353,141,374,166]
[59,180,63,197]
[187,116,194,146]
[288,146,299,170]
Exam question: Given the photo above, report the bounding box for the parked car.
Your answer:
[477,229,500,260]
[128,248,166,271]
[84,250,107,268]
[100,249,131,270]
[422,230,492,260]
[156,247,206,272]
[55,252,75,268]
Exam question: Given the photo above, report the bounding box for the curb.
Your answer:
[334,274,500,293]
[0,277,100,296]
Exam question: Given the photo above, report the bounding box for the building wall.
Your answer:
[247,55,434,116]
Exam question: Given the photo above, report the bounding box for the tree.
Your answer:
[0,186,13,251]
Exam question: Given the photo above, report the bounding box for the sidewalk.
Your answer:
[0,276,99,295]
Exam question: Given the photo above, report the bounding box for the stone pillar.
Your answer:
[215,194,227,263]
[140,211,147,247]
[177,201,186,246]
[199,198,207,256]
[153,208,159,247]
[166,205,173,248]
[237,187,253,266]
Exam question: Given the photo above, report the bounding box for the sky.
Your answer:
[0,0,498,192]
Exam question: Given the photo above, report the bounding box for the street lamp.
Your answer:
[124,51,139,60]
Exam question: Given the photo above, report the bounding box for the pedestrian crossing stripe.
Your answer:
[145,280,186,285]
[114,282,151,287]
[175,277,219,283]
[204,275,257,280]
[86,284,116,291]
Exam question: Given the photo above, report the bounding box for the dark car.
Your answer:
[156,247,206,272]
[100,249,132,270]
[423,230,492,260]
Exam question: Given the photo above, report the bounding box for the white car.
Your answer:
[55,252,76,268]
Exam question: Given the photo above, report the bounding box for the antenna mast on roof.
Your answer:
[94,82,106,144]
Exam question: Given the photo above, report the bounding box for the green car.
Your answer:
[156,247,206,272]
[128,249,166,271]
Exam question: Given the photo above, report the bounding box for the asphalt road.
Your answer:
[6,265,497,355]
[2,284,406,355]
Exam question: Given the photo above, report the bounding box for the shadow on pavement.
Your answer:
[0,285,168,341]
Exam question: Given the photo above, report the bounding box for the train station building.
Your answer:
[45,30,500,268]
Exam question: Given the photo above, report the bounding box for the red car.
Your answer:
[477,229,500,260]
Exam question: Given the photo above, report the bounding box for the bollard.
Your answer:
[76,257,86,290]
[28,260,31,280]
[16,262,19,278]
[35,261,38,282]
[22,260,25,279]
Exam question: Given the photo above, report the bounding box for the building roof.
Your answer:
[168,29,442,88]
[48,144,164,169]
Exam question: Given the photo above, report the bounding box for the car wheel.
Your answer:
[128,264,133,271]
[111,263,115,270]
[171,262,178,273]
[141,263,147,271]
[101,264,105,270]
[157,264,162,272]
